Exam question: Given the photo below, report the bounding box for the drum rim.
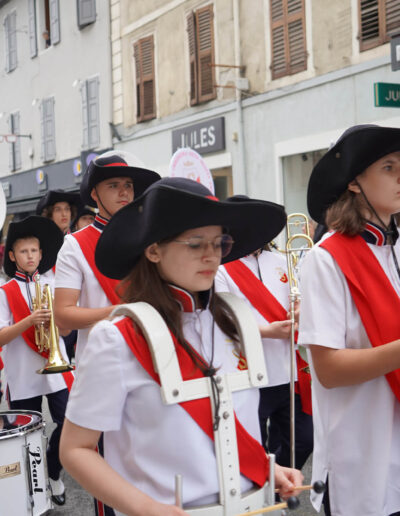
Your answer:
[0,410,44,440]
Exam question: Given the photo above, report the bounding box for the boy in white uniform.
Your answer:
[54,151,160,364]
[299,124,400,516]
[0,216,72,505]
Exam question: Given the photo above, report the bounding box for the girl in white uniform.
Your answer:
[60,177,303,515]
[298,124,400,516]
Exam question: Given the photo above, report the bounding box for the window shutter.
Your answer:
[195,5,215,103]
[5,11,18,72]
[81,81,89,149]
[359,0,381,50]
[385,0,400,39]
[77,0,96,29]
[49,0,60,45]
[187,12,198,105]
[87,77,100,148]
[134,36,155,122]
[28,0,38,58]
[40,101,45,161]
[42,98,56,161]
[134,42,142,121]
[10,112,21,170]
[8,115,14,171]
[270,0,306,79]
[4,15,10,73]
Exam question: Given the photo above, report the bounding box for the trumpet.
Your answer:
[32,275,74,374]
[285,213,314,468]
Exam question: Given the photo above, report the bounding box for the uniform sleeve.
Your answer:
[297,245,348,350]
[54,236,84,290]
[66,320,129,431]
[214,267,231,293]
[0,288,13,329]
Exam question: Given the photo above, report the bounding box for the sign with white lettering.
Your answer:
[169,148,215,194]
[172,117,225,154]
[374,82,400,108]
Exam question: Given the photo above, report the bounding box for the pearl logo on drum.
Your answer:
[28,446,44,493]
[0,461,21,479]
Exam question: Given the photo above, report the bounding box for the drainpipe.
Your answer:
[233,0,248,195]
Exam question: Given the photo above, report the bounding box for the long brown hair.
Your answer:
[117,253,240,375]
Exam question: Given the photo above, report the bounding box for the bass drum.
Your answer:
[0,410,52,515]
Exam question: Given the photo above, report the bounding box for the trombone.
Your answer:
[285,214,314,468]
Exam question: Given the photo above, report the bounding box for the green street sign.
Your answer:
[374,82,400,108]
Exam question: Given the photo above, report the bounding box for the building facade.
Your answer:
[0,0,112,218]
[110,0,400,217]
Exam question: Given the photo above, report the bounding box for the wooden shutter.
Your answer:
[270,0,306,79]
[49,0,60,45]
[77,0,96,29]
[41,98,56,162]
[87,77,100,148]
[195,5,215,103]
[385,0,400,39]
[187,12,198,105]
[359,0,382,50]
[28,0,38,58]
[134,36,156,122]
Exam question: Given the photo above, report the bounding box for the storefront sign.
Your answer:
[172,117,225,154]
[374,82,400,108]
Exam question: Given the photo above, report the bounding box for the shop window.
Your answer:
[4,10,17,72]
[187,4,216,105]
[359,0,400,51]
[270,0,307,80]
[134,35,156,122]
[212,167,233,200]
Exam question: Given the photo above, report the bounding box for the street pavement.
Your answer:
[0,373,323,515]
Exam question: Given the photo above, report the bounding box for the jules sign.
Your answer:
[172,117,225,155]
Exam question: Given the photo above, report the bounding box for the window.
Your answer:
[77,0,96,29]
[4,10,17,72]
[187,4,216,105]
[40,97,56,162]
[28,0,38,58]
[81,77,100,149]
[359,0,400,51]
[270,0,307,80]
[134,35,156,122]
[40,0,60,48]
[9,112,21,171]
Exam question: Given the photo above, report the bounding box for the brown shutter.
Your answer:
[196,5,216,103]
[187,12,198,105]
[270,0,306,79]
[385,0,400,39]
[359,0,382,51]
[134,36,156,122]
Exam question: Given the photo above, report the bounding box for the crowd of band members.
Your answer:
[0,125,399,515]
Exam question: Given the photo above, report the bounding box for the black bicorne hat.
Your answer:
[4,216,64,277]
[307,124,400,223]
[80,150,161,207]
[95,177,287,280]
[36,189,80,215]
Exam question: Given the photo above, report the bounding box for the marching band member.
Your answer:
[54,151,160,364]
[0,216,73,505]
[60,177,303,515]
[36,189,80,235]
[72,203,96,232]
[215,220,313,470]
[299,124,400,516]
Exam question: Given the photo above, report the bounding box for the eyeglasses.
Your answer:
[173,234,234,258]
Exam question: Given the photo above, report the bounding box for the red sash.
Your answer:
[116,317,269,487]
[223,260,312,415]
[321,233,400,402]
[1,280,74,391]
[72,225,120,305]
